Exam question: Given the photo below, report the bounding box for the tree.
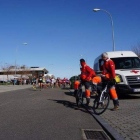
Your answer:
[131,42,140,58]
[17,65,30,79]
[1,64,13,81]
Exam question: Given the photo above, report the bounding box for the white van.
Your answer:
[94,51,140,94]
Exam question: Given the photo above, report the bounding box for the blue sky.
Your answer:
[0,0,140,78]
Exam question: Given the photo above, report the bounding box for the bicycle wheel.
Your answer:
[76,89,83,107]
[93,92,110,115]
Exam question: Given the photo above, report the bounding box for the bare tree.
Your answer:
[1,64,13,81]
[131,42,140,58]
[17,65,30,79]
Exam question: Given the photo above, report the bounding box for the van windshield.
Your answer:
[111,57,140,69]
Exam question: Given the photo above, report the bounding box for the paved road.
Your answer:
[0,87,106,140]
[0,85,32,93]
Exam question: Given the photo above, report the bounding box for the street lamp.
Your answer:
[15,43,27,76]
[93,8,115,51]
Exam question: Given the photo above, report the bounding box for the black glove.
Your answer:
[99,59,103,64]
[112,79,116,85]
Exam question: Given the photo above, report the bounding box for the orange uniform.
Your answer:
[100,58,119,106]
[100,58,115,79]
[74,61,98,105]
[80,62,96,81]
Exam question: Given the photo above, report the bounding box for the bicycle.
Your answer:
[75,81,98,108]
[93,81,111,115]
[76,83,84,107]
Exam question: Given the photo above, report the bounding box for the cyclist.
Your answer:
[32,76,37,90]
[74,59,97,106]
[99,52,119,111]
[38,74,43,91]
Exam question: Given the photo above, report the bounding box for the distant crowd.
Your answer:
[12,78,31,85]
[12,76,71,89]
[33,77,70,89]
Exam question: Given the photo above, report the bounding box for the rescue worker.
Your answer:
[99,52,119,111]
[74,59,96,106]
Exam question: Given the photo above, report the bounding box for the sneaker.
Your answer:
[111,106,119,111]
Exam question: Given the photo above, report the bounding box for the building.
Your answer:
[0,67,49,81]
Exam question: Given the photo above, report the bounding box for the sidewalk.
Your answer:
[69,89,124,140]
[70,88,140,140]
[0,85,32,93]
[99,95,140,140]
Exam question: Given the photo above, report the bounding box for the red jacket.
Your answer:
[100,58,115,79]
[80,62,96,81]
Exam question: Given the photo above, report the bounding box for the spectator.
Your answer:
[22,79,24,85]
[14,78,17,85]
[24,79,26,85]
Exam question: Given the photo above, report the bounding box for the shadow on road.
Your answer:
[48,99,89,114]
[65,92,74,97]
[64,91,96,100]
[118,94,140,100]
[61,87,71,90]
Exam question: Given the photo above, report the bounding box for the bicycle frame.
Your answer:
[98,82,109,103]
[98,85,107,103]
[78,84,83,97]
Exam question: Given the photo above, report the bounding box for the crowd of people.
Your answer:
[11,76,71,91]
[32,75,70,91]
[12,78,31,85]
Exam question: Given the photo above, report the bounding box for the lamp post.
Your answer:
[15,43,27,77]
[93,8,115,51]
